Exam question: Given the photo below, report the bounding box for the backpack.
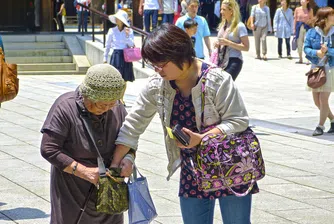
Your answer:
[0,47,19,104]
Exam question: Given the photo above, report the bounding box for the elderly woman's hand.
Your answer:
[175,127,205,149]
[78,165,99,185]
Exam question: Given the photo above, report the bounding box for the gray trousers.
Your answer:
[253,26,268,56]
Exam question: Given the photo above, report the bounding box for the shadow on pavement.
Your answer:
[0,207,49,220]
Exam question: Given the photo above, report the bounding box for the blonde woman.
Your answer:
[214,0,249,80]
[249,0,272,60]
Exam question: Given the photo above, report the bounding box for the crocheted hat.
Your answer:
[79,64,126,102]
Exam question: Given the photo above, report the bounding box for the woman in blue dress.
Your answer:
[273,0,294,59]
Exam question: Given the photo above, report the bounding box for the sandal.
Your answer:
[295,60,303,64]
[263,55,267,61]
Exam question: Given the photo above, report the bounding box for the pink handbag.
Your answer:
[209,48,219,65]
[123,47,142,62]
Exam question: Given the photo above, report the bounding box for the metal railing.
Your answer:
[77,3,148,68]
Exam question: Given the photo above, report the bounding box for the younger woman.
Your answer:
[304,7,334,136]
[294,0,314,64]
[273,0,293,59]
[103,10,135,103]
[214,0,249,80]
[111,23,257,224]
[249,0,272,61]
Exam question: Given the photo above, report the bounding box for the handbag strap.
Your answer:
[80,112,106,177]
[281,8,291,28]
[218,23,229,65]
[128,165,144,183]
[200,66,213,130]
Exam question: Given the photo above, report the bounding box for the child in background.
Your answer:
[184,19,198,47]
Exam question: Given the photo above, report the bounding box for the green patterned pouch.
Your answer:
[96,167,129,214]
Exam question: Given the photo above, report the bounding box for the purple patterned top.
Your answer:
[170,63,259,199]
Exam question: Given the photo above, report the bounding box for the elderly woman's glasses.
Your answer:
[147,61,169,72]
[94,100,120,110]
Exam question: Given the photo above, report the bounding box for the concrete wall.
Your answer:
[76,35,153,78]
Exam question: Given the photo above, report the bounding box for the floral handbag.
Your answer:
[191,68,266,197]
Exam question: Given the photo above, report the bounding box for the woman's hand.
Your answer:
[317,49,326,59]
[218,38,230,47]
[176,127,205,149]
[78,165,99,185]
[213,41,220,48]
[119,158,134,177]
[251,24,255,31]
[321,44,328,54]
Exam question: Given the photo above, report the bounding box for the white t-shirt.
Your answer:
[144,0,160,10]
[217,22,248,60]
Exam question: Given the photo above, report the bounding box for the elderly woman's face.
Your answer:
[84,98,119,115]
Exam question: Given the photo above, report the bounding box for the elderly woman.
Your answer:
[40,64,134,223]
[111,23,258,224]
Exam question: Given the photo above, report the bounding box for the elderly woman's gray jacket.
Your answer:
[115,67,249,180]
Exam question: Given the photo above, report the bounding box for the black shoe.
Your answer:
[313,127,324,136]
[328,122,334,133]
[278,55,282,59]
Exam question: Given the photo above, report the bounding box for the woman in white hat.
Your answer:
[103,10,135,104]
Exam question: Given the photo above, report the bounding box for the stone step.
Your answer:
[2,35,63,43]
[7,56,72,64]
[18,63,76,71]
[18,70,84,75]
[6,49,69,57]
[5,42,65,50]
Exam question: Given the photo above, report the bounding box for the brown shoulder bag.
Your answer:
[305,56,327,89]
[0,47,19,104]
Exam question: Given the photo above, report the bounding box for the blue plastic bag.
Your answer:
[128,166,157,224]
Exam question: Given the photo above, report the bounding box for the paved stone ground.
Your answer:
[0,35,334,223]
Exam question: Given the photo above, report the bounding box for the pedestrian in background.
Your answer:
[273,0,293,59]
[175,0,212,59]
[304,7,334,136]
[53,0,65,32]
[76,0,90,32]
[184,19,198,46]
[249,0,272,61]
[199,0,216,31]
[180,0,188,16]
[162,0,178,24]
[111,23,257,224]
[214,0,249,81]
[294,0,314,64]
[139,0,163,32]
[103,10,135,104]
[40,64,132,223]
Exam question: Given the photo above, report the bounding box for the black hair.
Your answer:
[141,23,196,70]
[183,19,198,29]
